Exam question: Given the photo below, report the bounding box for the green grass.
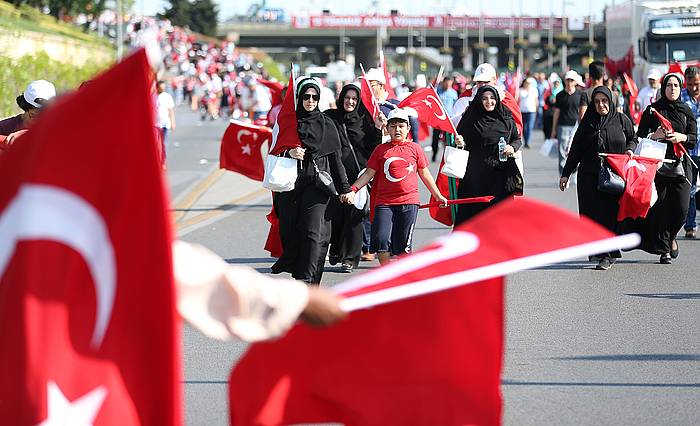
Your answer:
[0,2,112,49]
[0,52,109,118]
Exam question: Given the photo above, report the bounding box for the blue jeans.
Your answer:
[685,155,699,231]
[522,112,536,147]
[370,204,419,256]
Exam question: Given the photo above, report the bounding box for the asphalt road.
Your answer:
[167,106,700,425]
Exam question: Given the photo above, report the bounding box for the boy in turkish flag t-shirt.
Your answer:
[345,108,448,265]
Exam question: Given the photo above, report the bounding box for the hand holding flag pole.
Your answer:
[649,107,698,170]
[419,196,494,209]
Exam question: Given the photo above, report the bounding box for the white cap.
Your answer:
[564,70,585,86]
[23,80,56,108]
[386,108,411,123]
[647,69,662,80]
[473,63,497,82]
[362,67,386,85]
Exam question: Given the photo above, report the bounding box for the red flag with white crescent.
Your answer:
[220,120,271,181]
[398,87,457,134]
[605,154,660,220]
[229,197,640,426]
[0,50,181,424]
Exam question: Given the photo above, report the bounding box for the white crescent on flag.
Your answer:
[426,94,447,120]
[384,156,411,183]
[236,129,252,144]
[0,184,116,349]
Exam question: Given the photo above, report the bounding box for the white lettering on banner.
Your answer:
[0,184,116,349]
[291,15,565,30]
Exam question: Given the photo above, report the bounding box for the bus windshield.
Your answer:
[647,35,700,63]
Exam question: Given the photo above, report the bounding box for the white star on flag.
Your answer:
[406,164,415,173]
[39,381,107,426]
[421,99,432,108]
[241,144,252,155]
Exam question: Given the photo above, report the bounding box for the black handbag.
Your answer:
[504,157,524,194]
[656,156,686,179]
[312,159,338,196]
[597,158,625,195]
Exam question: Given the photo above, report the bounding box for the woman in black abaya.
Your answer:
[632,73,696,264]
[559,86,637,270]
[454,85,522,225]
[325,83,383,272]
[272,78,352,283]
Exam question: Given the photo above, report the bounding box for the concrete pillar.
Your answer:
[353,37,378,72]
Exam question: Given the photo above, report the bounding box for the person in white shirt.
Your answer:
[318,81,337,112]
[156,80,176,162]
[518,77,538,148]
[637,68,662,112]
[245,79,272,121]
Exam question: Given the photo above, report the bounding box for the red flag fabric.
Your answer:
[650,107,689,158]
[605,154,660,220]
[430,161,455,226]
[258,78,284,109]
[269,73,301,156]
[264,204,282,258]
[220,120,271,181]
[667,62,685,77]
[379,51,396,100]
[0,50,181,424]
[418,120,430,141]
[398,87,457,134]
[502,90,524,136]
[229,197,639,426]
[360,66,380,120]
[622,73,641,124]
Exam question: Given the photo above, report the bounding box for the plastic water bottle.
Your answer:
[498,137,508,162]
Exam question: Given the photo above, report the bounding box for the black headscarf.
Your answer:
[456,85,513,145]
[650,73,694,132]
[295,78,341,158]
[326,84,371,146]
[579,86,618,135]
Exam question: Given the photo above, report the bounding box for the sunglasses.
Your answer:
[302,94,320,101]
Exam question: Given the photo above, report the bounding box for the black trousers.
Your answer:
[273,183,332,283]
[328,198,364,267]
[643,177,690,254]
[577,172,622,259]
[431,129,442,161]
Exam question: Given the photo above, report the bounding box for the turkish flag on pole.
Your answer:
[398,86,457,134]
[220,119,271,181]
[605,154,660,220]
[650,107,690,158]
[430,160,457,226]
[378,50,396,99]
[622,73,641,124]
[0,50,181,424]
[360,63,380,120]
[229,198,640,426]
[268,69,301,156]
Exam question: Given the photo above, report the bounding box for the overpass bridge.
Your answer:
[219,14,603,75]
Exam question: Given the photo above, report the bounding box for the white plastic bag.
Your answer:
[440,146,469,179]
[262,154,298,192]
[635,138,667,167]
[352,169,369,211]
[540,138,558,158]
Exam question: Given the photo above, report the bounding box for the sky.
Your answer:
[136,0,617,23]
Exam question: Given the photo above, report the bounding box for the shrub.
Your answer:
[0,52,109,118]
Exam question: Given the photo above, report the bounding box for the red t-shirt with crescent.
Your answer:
[367,140,428,206]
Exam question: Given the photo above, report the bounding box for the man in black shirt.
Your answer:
[551,70,583,175]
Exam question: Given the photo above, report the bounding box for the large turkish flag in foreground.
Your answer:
[229,197,640,426]
[220,119,271,181]
[0,50,181,425]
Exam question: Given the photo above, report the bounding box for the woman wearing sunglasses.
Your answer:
[272,77,354,284]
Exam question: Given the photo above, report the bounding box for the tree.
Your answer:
[159,0,191,29]
[189,0,217,37]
